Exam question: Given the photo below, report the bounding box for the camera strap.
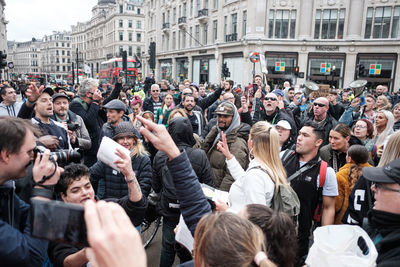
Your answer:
[33,157,58,189]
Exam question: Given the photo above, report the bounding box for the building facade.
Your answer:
[145,0,400,91]
[1,0,7,80]
[7,39,41,78]
[71,0,146,79]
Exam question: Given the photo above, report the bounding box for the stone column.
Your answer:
[298,0,314,40]
[245,1,267,39]
[344,53,357,87]
[188,55,193,81]
[346,0,364,40]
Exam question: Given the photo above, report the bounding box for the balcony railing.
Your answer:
[162,22,170,29]
[178,16,187,24]
[225,33,238,42]
[197,8,208,17]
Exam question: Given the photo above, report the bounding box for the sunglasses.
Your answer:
[314,102,326,107]
[373,182,400,193]
[264,97,277,101]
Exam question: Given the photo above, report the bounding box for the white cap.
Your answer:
[276,120,292,130]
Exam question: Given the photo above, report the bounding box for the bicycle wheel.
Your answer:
[141,216,162,248]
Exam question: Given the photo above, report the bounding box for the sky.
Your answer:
[6,0,98,42]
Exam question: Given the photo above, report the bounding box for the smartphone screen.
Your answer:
[30,199,88,247]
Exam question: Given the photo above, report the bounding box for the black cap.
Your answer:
[363,158,400,185]
[52,93,69,102]
[41,87,54,97]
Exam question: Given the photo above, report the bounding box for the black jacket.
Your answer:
[302,112,338,147]
[152,117,215,222]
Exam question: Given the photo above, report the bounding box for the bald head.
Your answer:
[313,97,329,121]
[223,92,235,104]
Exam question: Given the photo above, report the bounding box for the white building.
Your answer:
[145,0,400,91]
[1,0,7,80]
[7,39,41,78]
[71,0,146,78]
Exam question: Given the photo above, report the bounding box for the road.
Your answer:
[145,226,180,267]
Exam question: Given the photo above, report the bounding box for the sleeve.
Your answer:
[240,111,252,125]
[117,195,147,227]
[167,151,211,235]
[89,161,105,195]
[70,101,100,130]
[196,150,216,187]
[135,155,152,198]
[103,82,122,106]
[322,167,339,196]
[243,169,274,206]
[251,99,263,125]
[152,151,165,194]
[0,197,48,267]
[48,242,80,267]
[225,156,246,182]
[338,106,355,126]
[17,102,35,119]
[76,115,92,150]
[197,87,222,110]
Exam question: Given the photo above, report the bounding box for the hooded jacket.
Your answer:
[152,117,215,222]
[0,101,23,117]
[202,106,250,191]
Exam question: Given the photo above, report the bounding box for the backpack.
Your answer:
[249,166,300,226]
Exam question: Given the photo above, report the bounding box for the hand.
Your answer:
[377,146,384,158]
[241,96,249,113]
[255,88,262,99]
[220,80,225,89]
[216,131,233,160]
[84,201,146,267]
[351,97,360,108]
[68,130,77,144]
[215,200,229,212]
[92,89,103,101]
[38,135,59,150]
[137,116,180,160]
[114,148,134,178]
[32,149,63,186]
[278,100,284,109]
[26,83,44,105]
[117,76,123,84]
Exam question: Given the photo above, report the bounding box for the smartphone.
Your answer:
[30,199,88,247]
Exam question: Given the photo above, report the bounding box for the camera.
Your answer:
[67,122,80,131]
[33,146,81,166]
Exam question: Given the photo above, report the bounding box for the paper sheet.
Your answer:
[175,215,194,254]
[96,136,131,172]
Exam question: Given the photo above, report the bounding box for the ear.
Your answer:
[60,192,67,202]
[315,138,323,148]
[0,150,11,164]
[345,136,351,142]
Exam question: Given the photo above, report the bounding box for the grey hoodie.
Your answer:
[0,101,23,117]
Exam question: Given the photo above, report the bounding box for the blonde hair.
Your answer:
[130,139,149,157]
[250,121,288,189]
[378,130,400,167]
[376,95,392,111]
[194,212,276,267]
[374,110,394,146]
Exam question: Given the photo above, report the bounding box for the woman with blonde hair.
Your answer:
[216,121,287,213]
[376,95,392,111]
[155,93,175,126]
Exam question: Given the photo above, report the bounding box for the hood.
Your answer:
[168,117,196,147]
[212,101,241,147]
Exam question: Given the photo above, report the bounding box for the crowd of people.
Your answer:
[0,75,400,267]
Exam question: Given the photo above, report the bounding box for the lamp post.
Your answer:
[331,65,336,88]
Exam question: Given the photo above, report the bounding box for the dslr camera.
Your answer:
[33,146,81,166]
[67,122,80,131]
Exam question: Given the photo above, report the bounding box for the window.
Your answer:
[56,50,59,55]
[203,23,208,45]
[129,32,133,41]
[196,0,201,14]
[190,27,193,47]
[314,9,345,39]
[183,3,187,17]
[224,16,227,36]
[62,50,65,55]
[137,33,141,42]
[182,31,186,48]
[213,0,218,9]
[128,20,132,28]
[178,30,181,49]
[232,13,237,34]
[173,8,177,24]
[119,20,123,27]
[62,58,65,63]
[137,8,141,14]
[213,20,218,43]
[137,21,141,29]
[190,0,193,17]
[119,32,123,41]
[67,58,70,63]
[62,43,65,47]
[162,35,165,51]
[63,66,66,72]
[243,11,247,37]
[129,46,132,56]
[56,66,60,71]
[119,5,123,13]
[67,51,70,56]
[173,32,176,49]
[136,46,141,55]
[365,6,400,38]
[56,42,59,47]
[195,25,200,46]
[268,9,296,39]
[205,0,209,9]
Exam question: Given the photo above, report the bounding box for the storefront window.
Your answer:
[160,60,172,81]
[265,53,297,88]
[307,54,345,89]
[176,58,189,82]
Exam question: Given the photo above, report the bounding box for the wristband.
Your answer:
[127,178,136,184]
[26,99,37,106]
[31,187,54,199]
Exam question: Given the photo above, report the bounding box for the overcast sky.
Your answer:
[6,0,98,41]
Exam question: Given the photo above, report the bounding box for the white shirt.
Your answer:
[226,157,275,213]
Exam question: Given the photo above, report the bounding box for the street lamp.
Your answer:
[75,48,83,84]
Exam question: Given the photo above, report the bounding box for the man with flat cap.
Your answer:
[99,99,129,142]
[362,158,400,266]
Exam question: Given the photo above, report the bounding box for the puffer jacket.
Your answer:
[202,123,250,191]
[334,162,371,224]
[153,117,215,222]
[90,153,152,199]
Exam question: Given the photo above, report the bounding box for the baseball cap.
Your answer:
[363,158,400,185]
[215,102,235,116]
[272,89,284,97]
[52,92,69,102]
[276,120,292,130]
[102,99,126,112]
[112,122,140,140]
[41,87,54,97]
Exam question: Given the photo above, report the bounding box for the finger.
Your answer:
[139,126,156,145]
[96,201,121,232]
[115,148,127,160]
[137,116,156,131]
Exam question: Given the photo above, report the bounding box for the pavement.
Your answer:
[145,226,180,267]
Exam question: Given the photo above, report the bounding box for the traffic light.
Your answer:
[222,62,230,78]
[0,51,7,69]
[294,66,299,77]
[358,64,366,77]
[121,50,127,72]
[148,42,156,70]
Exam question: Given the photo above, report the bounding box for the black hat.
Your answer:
[41,87,54,97]
[52,92,69,102]
[112,122,140,140]
[103,99,126,112]
[363,158,400,185]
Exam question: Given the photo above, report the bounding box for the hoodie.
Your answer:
[0,101,23,117]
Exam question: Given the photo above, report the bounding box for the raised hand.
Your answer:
[217,131,233,160]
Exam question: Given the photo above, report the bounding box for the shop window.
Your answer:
[268,9,296,39]
[365,6,400,39]
[314,9,345,39]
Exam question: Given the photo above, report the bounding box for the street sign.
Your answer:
[8,62,14,69]
[370,64,381,75]
[275,62,285,72]
[249,52,260,63]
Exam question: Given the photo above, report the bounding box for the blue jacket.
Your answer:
[0,181,48,267]
[90,153,152,199]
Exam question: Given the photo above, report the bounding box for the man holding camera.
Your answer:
[48,153,147,267]
[0,117,63,267]
[52,92,91,151]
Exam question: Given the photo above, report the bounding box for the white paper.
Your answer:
[212,189,229,203]
[97,137,131,172]
[175,215,194,253]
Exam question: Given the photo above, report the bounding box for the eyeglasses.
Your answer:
[151,90,160,93]
[314,102,326,107]
[264,97,277,101]
[373,182,400,193]
[354,125,367,129]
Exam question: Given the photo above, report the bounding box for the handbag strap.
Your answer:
[286,162,318,182]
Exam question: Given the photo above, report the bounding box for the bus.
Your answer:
[68,69,85,84]
[99,57,137,88]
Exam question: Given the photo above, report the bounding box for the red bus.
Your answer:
[99,57,137,87]
[68,69,85,84]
